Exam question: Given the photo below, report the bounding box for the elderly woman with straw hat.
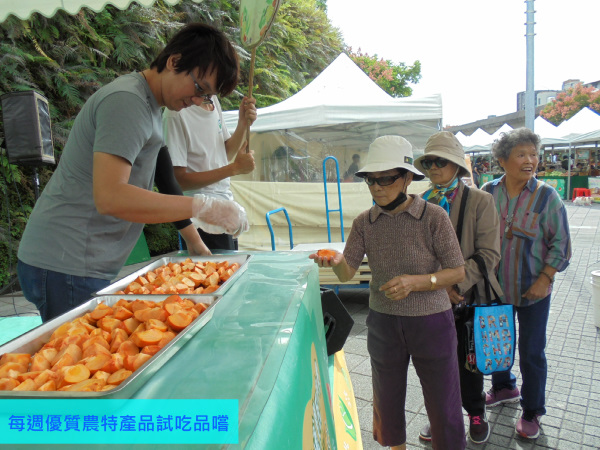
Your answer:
[311,135,466,450]
[414,131,503,445]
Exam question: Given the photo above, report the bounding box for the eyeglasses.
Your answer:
[421,157,449,170]
[364,173,404,187]
[189,72,214,106]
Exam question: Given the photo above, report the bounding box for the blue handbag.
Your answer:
[471,255,515,375]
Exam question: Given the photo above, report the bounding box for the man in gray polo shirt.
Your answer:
[17,23,248,322]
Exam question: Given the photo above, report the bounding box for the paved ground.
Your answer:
[338,202,600,449]
[2,202,600,449]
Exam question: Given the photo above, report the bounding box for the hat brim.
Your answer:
[355,162,425,181]
[414,151,471,178]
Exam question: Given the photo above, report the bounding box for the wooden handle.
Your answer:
[245,48,256,153]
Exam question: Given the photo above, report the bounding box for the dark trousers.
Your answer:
[492,294,551,416]
[455,307,485,416]
[367,309,466,449]
[17,259,110,323]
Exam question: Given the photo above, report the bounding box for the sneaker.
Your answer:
[468,413,490,444]
[485,386,520,407]
[418,422,432,442]
[516,413,541,439]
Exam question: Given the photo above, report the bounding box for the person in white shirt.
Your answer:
[164,95,257,251]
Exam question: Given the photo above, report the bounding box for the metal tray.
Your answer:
[95,254,252,297]
[0,294,219,398]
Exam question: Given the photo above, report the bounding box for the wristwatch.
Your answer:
[430,274,437,291]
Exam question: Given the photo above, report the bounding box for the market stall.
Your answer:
[0,252,362,449]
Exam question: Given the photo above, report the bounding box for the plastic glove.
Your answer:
[192,194,249,237]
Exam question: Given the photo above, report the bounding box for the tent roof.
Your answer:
[224,53,442,145]
[0,0,179,22]
[534,116,561,139]
[555,107,600,137]
[572,129,600,144]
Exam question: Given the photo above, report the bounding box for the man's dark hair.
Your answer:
[150,23,239,97]
[352,154,360,160]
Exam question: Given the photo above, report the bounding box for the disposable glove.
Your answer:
[192,194,249,237]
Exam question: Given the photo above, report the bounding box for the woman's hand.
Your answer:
[447,286,464,305]
[380,275,414,300]
[523,276,550,301]
[309,250,343,267]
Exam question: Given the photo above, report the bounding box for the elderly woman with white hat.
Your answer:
[311,135,466,450]
[414,131,503,445]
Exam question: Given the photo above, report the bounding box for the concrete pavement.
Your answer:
[338,201,600,449]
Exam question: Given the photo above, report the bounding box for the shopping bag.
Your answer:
[473,304,515,374]
[470,254,515,375]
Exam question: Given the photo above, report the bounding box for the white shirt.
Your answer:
[163,97,233,201]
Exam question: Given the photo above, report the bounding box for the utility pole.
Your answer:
[525,0,535,130]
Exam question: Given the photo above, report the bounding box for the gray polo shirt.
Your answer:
[18,73,163,280]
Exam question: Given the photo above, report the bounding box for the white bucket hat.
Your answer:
[414,131,471,178]
[355,135,425,181]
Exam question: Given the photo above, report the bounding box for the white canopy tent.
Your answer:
[554,107,600,138]
[224,53,442,184]
[534,116,561,138]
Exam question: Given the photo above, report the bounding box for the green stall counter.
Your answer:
[538,175,589,200]
[0,252,361,449]
[124,232,151,266]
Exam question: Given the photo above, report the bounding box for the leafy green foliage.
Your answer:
[0,0,344,289]
[348,49,421,97]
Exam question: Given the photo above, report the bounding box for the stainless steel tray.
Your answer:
[95,254,252,297]
[0,294,219,398]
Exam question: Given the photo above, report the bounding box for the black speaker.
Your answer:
[1,90,55,166]
[320,288,354,356]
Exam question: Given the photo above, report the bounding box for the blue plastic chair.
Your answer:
[322,156,345,243]
[265,207,294,250]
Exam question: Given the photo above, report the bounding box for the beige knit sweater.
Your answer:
[344,195,464,317]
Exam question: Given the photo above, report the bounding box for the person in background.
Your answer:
[154,145,211,256]
[311,135,466,450]
[343,153,362,182]
[481,127,572,440]
[17,23,248,322]
[413,131,502,445]
[472,162,481,188]
[164,91,257,252]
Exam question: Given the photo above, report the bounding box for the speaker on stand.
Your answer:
[1,90,55,201]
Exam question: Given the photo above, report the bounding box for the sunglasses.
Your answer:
[421,157,449,170]
[364,172,404,187]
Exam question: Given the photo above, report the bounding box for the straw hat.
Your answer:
[355,135,425,180]
[414,131,471,178]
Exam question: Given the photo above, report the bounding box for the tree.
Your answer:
[348,49,421,97]
[0,0,344,289]
[541,83,600,125]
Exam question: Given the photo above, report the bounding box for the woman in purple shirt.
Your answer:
[311,136,466,450]
[481,127,572,440]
